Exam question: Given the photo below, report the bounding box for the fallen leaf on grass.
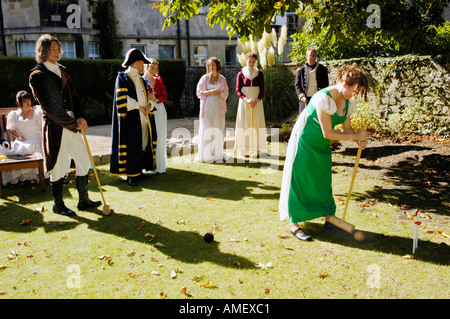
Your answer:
[97,255,111,260]
[256,262,272,270]
[6,250,18,260]
[437,231,450,239]
[20,218,32,226]
[137,221,145,230]
[318,271,329,278]
[153,242,166,247]
[170,270,177,279]
[180,286,188,295]
[35,204,46,213]
[144,233,155,240]
[151,271,161,276]
[199,281,217,288]
[403,254,415,260]
[191,275,205,282]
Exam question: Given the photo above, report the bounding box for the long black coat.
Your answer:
[110,71,157,177]
[295,63,329,114]
[29,63,83,172]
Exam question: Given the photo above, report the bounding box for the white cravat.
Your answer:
[125,66,146,111]
[44,61,62,78]
[307,65,318,97]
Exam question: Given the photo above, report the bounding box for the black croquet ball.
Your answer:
[204,233,214,243]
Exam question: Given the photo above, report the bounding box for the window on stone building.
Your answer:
[17,41,36,58]
[88,42,100,59]
[131,45,147,56]
[194,45,208,66]
[225,45,237,65]
[60,41,76,58]
[159,45,175,59]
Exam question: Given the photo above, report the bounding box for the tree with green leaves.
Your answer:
[153,0,450,60]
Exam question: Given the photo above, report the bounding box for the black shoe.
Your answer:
[127,177,138,186]
[78,198,102,211]
[291,228,312,241]
[53,204,77,216]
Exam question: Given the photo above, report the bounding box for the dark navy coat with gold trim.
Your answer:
[110,71,157,177]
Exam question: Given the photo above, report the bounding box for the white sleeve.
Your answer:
[311,91,336,115]
[126,96,141,111]
[6,111,16,130]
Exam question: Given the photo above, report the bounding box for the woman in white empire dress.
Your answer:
[195,57,229,163]
[143,58,168,174]
[2,91,48,185]
[235,52,267,158]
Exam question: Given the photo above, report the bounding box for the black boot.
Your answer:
[51,179,76,216]
[76,174,102,211]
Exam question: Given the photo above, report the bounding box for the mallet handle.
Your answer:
[82,130,107,205]
[342,124,367,220]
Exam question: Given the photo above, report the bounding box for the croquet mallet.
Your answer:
[343,124,368,220]
[81,130,111,215]
[326,124,368,238]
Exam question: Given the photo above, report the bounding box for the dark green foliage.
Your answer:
[0,57,186,124]
[262,64,298,123]
[97,0,122,59]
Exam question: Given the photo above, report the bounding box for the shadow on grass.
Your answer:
[0,200,256,269]
[73,212,257,269]
[302,222,450,266]
[334,146,450,217]
[103,167,280,201]
[0,201,80,233]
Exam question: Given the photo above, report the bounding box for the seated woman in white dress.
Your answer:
[1,91,47,185]
[196,57,229,163]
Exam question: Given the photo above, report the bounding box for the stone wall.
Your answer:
[319,55,450,133]
[179,55,450,135]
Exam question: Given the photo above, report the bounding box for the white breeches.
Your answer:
[49,128,91,182]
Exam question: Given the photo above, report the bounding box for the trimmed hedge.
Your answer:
[0,57,186,125]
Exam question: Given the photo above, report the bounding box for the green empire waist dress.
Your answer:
[279,89,356,223]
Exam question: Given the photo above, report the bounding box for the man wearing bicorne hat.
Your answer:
[110,48,157,186]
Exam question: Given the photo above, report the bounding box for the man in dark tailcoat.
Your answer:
[110,49,157,186]
[295,48,329,114]
[29,34,100,216]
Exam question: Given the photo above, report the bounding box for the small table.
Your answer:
[0,154,46,196]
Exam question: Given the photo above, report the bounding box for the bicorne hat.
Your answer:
[122,48,151,68]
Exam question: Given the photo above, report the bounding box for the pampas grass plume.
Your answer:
[267,46,275,67]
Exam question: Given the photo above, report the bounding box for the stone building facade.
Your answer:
[0,0,100,59]
[0,0,297,65]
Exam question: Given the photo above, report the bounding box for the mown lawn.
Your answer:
[0,142,448,299]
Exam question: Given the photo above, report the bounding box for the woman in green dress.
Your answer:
[279,64,369,241]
